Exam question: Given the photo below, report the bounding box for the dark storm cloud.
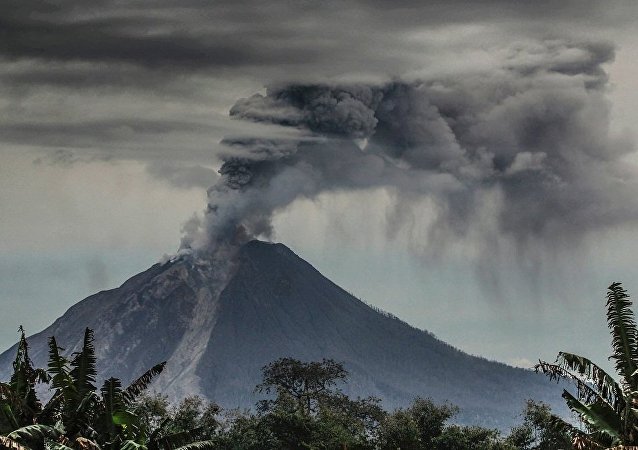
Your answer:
[230,85,383,139]
[0,0,338,71]
[1,0,634,148]
[0,15,318,70]
[1,0,636,203]
[0,0,631,73]
[182,40,637,260]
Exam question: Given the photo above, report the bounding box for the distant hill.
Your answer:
[0,240,567,429]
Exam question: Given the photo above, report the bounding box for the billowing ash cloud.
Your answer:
[182,40,637,264]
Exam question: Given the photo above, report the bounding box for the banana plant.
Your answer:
[2,327,217,450]
[536,283,638,449]
[41,329,168,449]
[2,328,170,450]
[45,329,99,440]
[0,327,49,435]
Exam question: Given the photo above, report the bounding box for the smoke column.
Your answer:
[181,40,637,279]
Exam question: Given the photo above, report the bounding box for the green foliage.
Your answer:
[0,435,30,450]
[123,364,166,405]
[505,400,572,450]
[169,396,219,439]
[256,357,348,417]
[376,397,504,450]
[606,282,638,386]
[170,441,217,450]
[128,394,220,450]
[377,408,421,450]
[409,397,458,448]
[44,329,99,440]
[536,282,638,448]
[5,423,70,450]
[1,328,580,450]
[252,358,385,449]
[70,329,97,406]
[0,328,49,434]
[212,411,278,450]
[434,425,509,450]
[130,393,170,442]
[1,328,174,450]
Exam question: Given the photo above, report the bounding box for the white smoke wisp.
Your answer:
[180,40,637,282]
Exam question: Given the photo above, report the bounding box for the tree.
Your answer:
[377,409,421,450]
[505,400,572,450]
[313,394,384,449]
[130,393,170,440]
[433,425,512,450]
[376,397,515,450]
[140,394,220,446]
[212,410,278,450]
[170,396,219,438]
[536,282,638,449]
[256,357,348,417]
[409,397,458,448]
[254,358,383,449]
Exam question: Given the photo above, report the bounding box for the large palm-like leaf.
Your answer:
[99,378,123,445]
[46,338,72,394]
[561,390,621,441]
[69,330,97,403]
[0,435,31,450]
[0,400,20,433]
[120,441,146,450]
[537,282,638,449]
[148,428,204,450]
[169,441,216,450]
[7,425,61,442]
[42,338,75,428]
[6,424,63,450]
[557,352,624,410]
[606,283,638,390]
[122,364,166,405]
[50,329,99,439]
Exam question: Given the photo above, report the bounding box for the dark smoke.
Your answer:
[182,40,637,273]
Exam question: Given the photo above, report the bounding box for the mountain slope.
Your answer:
[0,240,566,428]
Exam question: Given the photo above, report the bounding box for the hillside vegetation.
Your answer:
[0,326,571,450]
[4,278,636,449]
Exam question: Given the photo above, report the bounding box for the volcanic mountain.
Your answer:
[0,240,565,428]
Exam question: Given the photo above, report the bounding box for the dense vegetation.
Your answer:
[6,281,637,449]
[0,327,570,450]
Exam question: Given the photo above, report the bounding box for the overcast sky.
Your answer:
[2,0,638,371]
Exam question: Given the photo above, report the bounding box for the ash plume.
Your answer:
[182,40,637,273]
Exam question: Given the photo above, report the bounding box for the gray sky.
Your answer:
[1,0,638,372]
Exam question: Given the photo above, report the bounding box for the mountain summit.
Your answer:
[0,241,564,428]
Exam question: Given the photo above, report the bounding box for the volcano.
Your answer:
[0,240,565,428]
